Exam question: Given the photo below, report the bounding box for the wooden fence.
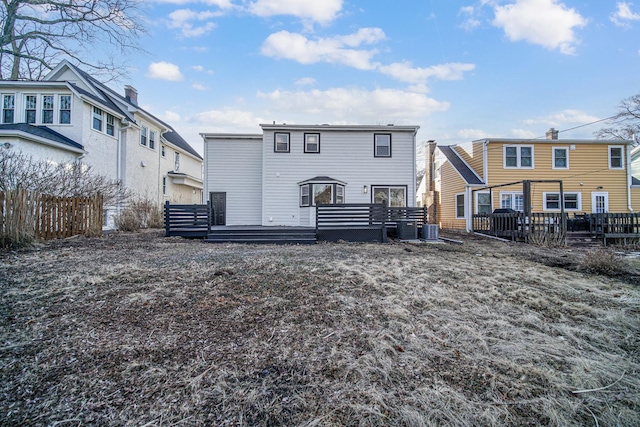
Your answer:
[590,213,640,245]
[0,189,103,246]
[164,202,210,237]
[473,212,566,244]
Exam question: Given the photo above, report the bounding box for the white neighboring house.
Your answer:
[201,124,419,227]
[0,60,203,228]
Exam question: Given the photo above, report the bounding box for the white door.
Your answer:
[591,192,608,213]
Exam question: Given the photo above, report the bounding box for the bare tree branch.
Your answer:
[595,93,640,144]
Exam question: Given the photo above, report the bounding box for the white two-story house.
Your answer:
[202,123,420,227]
[0,60,203,228]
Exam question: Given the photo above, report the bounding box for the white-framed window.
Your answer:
[372,186,406,207]
[274,132,290,153]
[552,147,568,169]
[500,192,524,211]
[42,95,54,124]
[299,182,345,207]
[59,95,71,124]
[304,133,320,153]
[543,192,581,211]
[591,192,608,213]
[2,94,14,123]
[504,145,534,168]
[174,152,180,171]
[106,114,115,136]
[374,134,392,157]
[456,193,465,218]
[475,192,491,214]
[161,145,166,157]
[149,130,156,150]
[25,95,37,124]
[609,146,624,169]
[140,126,147,146]
[162,176,167,195]
[92,106,103,131]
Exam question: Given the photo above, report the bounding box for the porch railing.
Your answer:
[473,212,567,243]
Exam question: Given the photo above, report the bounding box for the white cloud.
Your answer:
[261,28,385,70]
[191,65,214,74]
[152,0,233,7]
[295,77,317,86]
[167,8,220,37]
[161,111,182,122]
[492,0,587,55]
[147,62,184,81]
[379,61,476,84]
[458,5,482,31]
[523,109,600,127]
[193,108,266,131]
[247,0,342,24]
[611,2,640,27]
[192,83,209,91]
[257,87,449,121]
[509,129,538,139]
[457,128,488,140]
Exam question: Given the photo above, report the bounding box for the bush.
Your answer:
[579,249,629,276]
[114,198,163,231]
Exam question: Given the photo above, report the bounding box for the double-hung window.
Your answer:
[2,94,14,123]
[274,132,290,152]
[456,193,465,218]
[106,114,115,136]
[476,192,491,214]
[42,95,54,124]
[304,133,320,153]
[500,192,524,211]
[92,106,103,131]
[25,95,37,124]
[372,186,406,207]
[374,134,391,157]
[140,126,147,146]
[161,145,166,157]
[149,130,156,149]
[552,147,568,169]
[174,152,180,171]
[59,95,71,124]
[609,146,623,169]
[504,145,533,168]
[544,192,581,211]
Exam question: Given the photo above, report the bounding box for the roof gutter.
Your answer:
[0,130,85,154]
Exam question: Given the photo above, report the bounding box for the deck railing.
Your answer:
[590,213,640,245]
[473,212,567,244]
[164,202,209,237]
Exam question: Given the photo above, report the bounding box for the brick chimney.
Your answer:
[124,85,138,105]
[546,127,559,140]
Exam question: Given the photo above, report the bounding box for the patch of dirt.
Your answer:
[1,230,639,426]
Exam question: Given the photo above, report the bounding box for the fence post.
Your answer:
[164,201,171,237]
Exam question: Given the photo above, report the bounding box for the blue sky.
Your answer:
[117,0,640,155]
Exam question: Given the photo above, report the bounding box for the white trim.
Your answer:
[552,146,569,169]
[543,192,582,211]
[591,192,609,213]
[499,191,524,211]
[0,129,85,154]
[475,191,491,214]
[455,192,465,219]
[503,144,534,169]
[608,145,625,169]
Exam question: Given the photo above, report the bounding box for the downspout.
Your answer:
[412,129,417,207]
[483,139,489,184]
[466,185,472,232]
[627,143,633,212]
[117,121,132,214]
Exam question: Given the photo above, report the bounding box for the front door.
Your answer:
[591,192,608,213]
[209,192,226,225]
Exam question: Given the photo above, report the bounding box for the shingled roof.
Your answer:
[438,145,484,185]
[0,123,83,151]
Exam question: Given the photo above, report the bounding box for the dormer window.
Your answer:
[92,107,103,131]
[25,95,37,124]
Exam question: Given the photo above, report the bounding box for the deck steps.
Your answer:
[566,231,601,248]
[206,227,317,244]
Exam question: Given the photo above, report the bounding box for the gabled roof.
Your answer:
[0,123,84,151]
[438,145,483,185]
[44,60,202,160]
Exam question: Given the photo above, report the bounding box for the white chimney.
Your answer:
[124,85,138,105]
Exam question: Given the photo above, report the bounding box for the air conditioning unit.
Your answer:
[423,224,439,241]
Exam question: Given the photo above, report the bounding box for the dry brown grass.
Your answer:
[1,231,639,426]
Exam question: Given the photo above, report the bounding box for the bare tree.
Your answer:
[0,149,130,205]
[0,0,145,80]
[595,93,640,143]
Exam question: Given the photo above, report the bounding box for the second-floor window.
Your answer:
[59,95,71,124]
[304,133,320,153]
[25,95,37,124]
[504,145,533,168]
[609,146,623,169]
[140,126,147,146]
[2,94,14,124]
[42,95,54,124]
[106,114,115,136]
[149,130,156,149]
[552,147,568,169]
[274,132,290,152]
[92,107,103,131]
[161,145,166,157]
[174,152,180,171]
[374,134,392,157]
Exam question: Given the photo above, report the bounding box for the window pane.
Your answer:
[610,147,622,168]
[59,95,71,124]
[336,185,344,203]
[520,147,532,167]
[300,185,310,206]
[514,194,524,211]
[305,134,319,152]
[546,194,559,209]
[375,134,391,157]
[313,184,332,205]
[390,188,405,207]
[275,133,289,152]
[477,193,491,214]
[564,194,578,209]
[456,194,465,217]
[25,95,36,124]
[505,147,517,167]
[501,194,512,209]
[554,148,567,168]
[373,188,388,204]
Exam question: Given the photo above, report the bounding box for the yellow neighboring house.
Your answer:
[433,128,636,231]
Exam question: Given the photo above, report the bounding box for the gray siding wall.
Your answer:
[205,137,262,225]
[262,128,416,226]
